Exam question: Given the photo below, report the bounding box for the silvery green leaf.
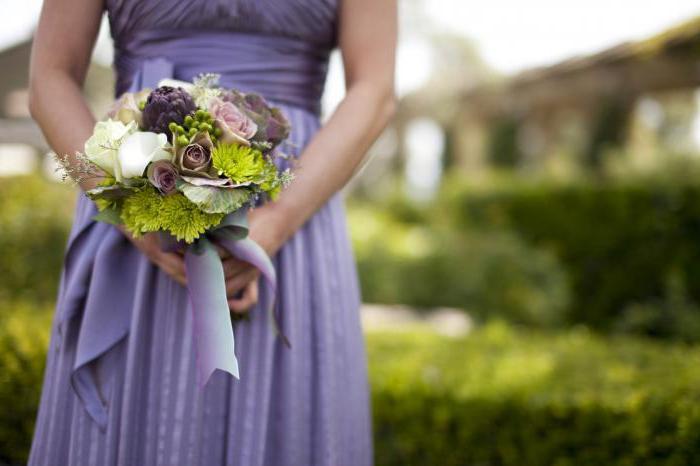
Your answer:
[181,175,253,188]
[86,184,134,201]
[177,180,251,214]
[93,205,123,225]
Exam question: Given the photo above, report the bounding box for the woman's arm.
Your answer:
[30,0,187,285]
[225,0,397,311]
[29,0,104,191]
[251,0,398,255]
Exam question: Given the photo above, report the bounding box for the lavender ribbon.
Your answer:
[171,209,288,388]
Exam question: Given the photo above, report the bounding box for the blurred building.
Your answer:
[0,36,114,177]
[399,16,700,180]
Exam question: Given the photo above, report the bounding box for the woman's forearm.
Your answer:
[256,81,396,252]
[29,70,100,191]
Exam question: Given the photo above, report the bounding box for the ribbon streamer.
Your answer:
[169,209,289,388]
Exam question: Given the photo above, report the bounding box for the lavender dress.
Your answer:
[27,1,373,465]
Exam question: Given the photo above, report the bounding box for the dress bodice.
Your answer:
[105,0,339,114]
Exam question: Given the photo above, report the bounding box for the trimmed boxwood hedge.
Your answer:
[369,323,700,466]
[447,179,700,336]
[4,306,700,465]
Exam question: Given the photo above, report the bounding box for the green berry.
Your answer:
[168,122,178,133]
[200,123,211,132]
[195,109,206,120]
[214,127,223,137]
[177,135,189,146]
[188,128,197,137]
[191,121,200,129]
[176,125,186,135]
[184,115,194,126]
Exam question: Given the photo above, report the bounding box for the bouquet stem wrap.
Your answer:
[168,209,288,387]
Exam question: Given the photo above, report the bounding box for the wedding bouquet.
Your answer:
[71,74,292,243]
[57,74,292,385]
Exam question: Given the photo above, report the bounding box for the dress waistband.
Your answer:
[114,29,331,115]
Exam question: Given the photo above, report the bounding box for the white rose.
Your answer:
[84,119,137,181]
[117,131,172,179]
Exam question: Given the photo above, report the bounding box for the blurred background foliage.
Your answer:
[5,1,700,465]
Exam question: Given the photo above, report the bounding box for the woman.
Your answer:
[27,0,396,464]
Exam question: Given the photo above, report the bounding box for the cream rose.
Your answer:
[84,119,138,181]
[117,132,172,179]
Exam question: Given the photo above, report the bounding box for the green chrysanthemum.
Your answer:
[120,185,224,243]
[211,143,265,184]
[120,186,164,236]
[159,192,224,243]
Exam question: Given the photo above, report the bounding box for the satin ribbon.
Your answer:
[161,209,289,388]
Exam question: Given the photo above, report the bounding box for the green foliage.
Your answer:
[446,179,700,337]
[4,298,700,466]
[176,179,251,214]
[0,302,51,465]
[349,203,570,327]
[0,177,74,304]
[488,117,521,167]
[369,323,700,466]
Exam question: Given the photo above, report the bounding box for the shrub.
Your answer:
[0,302,51,465]
[4,303,700,466]
[0,176,74,304]
[369,323,700,466]
[348,204,570,327]
[447,179,700,336]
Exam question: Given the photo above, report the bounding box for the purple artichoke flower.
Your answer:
[142,86,197,138]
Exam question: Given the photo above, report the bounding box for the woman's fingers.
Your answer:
[222,256,252,280]
[214,243,232,260]
[225,268,259,298]
[228,281,259,314]
[157,251,187,285]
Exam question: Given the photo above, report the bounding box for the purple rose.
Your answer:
[175,131,216,178]
[147,160,179,195]
[182,143,211,171]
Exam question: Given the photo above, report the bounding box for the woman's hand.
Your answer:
[221,252,260,314]
[119,227,188,286]
[220,204,284,314]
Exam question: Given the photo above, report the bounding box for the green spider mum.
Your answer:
[159,192,224,243]
[120,185,224,243]
[120,186,164,236]
[211,143,265,184]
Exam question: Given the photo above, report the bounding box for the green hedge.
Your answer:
[349,204,570,327]
[0,302,51,465]
[370,323,700,466]
[3,303,700,466]
[447,180,700,336]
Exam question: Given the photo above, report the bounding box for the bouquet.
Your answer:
[57,74,292,386]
